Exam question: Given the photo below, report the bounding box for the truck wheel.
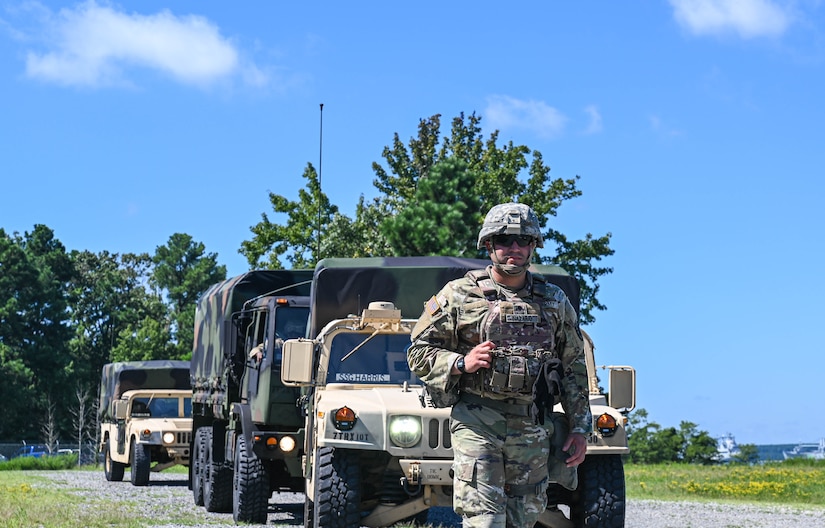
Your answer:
[203,428,233,513]
[192,427,207,506]
[569,455,625,528]
[130,441,151,486]
[233,434,270,523]
[313,447,360,528]
[104,439,125,482]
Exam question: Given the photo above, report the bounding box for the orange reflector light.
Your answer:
[596,413,618,436]
[333,406,357,431]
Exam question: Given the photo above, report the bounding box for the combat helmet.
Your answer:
[477,202,544,249]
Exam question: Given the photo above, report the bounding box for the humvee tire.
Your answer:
[104,439,125,482]
[233,433,269,523]
[314,447,360,528]
[130,441,151,486]
[570,455,625,527]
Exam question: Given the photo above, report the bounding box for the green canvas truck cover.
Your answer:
[309,257,579,337]
[191,269,314,406]
[99,360,190,421]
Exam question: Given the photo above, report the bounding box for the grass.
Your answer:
[0,469,146,528]
[626,459,825,507]
[0,458,194,528]
[2,458,823,526]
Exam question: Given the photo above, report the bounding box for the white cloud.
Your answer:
[583,105,603,135]
[649,114,684,137]
[23,0,260,88]
[483,95,567,140]
[669,0,792,38]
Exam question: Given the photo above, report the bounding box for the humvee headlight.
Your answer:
[389,415,421,448]
[333,406,357,431]
[162,432,176,445]
[596,413,618,437]
[280,436,296,452]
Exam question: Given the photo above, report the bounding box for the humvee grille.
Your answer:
[426,418,452,449]
[176,431,191,445]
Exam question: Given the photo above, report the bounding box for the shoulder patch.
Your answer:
[425,295,442,316]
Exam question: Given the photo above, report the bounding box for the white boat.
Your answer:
[783,438,825,460]
[714,433,741,462]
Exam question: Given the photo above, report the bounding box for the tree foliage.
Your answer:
[1,226,224,443]
[241,112,613,324]
[627,408,725,465]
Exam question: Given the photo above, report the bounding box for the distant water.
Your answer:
[756,444,796,461]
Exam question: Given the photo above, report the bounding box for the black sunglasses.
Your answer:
[491,234,534,248]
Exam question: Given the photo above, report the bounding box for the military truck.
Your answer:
[281,257,635,528]
[189,269,313,523]
[99,361,192,486]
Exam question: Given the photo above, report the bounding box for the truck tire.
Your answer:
[233,434,270,523]
[104,439,125,482]
[192,427,207,506]
[130,441,151,486]
[569,455,625,528]
[313,447,360,528]
[203,428,233,513]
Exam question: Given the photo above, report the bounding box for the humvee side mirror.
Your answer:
[281,339,314,385]
[113,400,128,420]
[608,366,636,412]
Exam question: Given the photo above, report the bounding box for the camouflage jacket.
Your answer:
[408,266,592,434]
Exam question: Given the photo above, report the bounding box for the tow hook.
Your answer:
[400,463,422,496]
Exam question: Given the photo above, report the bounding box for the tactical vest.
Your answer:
[461,269,556,399]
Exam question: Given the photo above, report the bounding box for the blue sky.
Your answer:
[2,1,823,446]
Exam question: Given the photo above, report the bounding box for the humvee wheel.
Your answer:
[192,428,207,506]
[314,447,360,528]
[130,441,151,486]
[570,455,625,527]
[233,434,269,523]
[203,428,233,513]
[103,439,125,482]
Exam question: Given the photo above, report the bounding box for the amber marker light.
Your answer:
[596,413,618,437]
[333,406,357,431]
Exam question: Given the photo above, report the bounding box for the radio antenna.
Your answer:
[317,103,323,261]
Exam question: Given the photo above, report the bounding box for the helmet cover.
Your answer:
[477,202,544,249]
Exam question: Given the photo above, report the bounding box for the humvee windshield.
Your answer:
[132,397,192,418]
[327,333,419,385]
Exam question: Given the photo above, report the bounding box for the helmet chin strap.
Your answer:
[489,243,531,276]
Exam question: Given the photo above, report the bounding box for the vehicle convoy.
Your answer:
[98,360,192,486]
[281,257,636,528]
[189,269,313,523]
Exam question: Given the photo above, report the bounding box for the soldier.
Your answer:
[408,202,592,528]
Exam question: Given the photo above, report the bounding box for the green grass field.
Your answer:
[1,457,823,527]
[625,459,825,507]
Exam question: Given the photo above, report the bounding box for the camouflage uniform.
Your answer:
[408,266,591,528]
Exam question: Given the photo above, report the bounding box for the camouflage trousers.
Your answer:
[450,399,551,528]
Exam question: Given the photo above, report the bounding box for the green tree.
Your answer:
[732,443,760,464]
[381,158,483,256]
[241,112,613,324]
[627,409,724,465]
[151,233,226,358]
[0,226,74,441]
[68,250,157,389]
[241,164,337,269]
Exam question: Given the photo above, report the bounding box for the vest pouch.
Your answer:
[508,356,526,390]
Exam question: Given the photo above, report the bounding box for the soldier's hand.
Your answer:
[563,432,587,467]
[464,341,495,373]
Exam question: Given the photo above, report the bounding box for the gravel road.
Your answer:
[31,470,825,528]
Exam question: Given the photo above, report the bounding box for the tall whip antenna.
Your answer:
[317,103,324,261]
